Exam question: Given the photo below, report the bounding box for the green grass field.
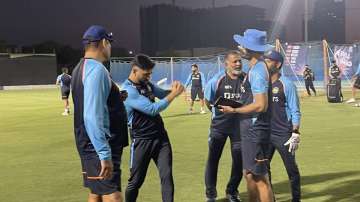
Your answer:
[1,89,360,202]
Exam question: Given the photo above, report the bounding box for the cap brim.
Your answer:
[233,34,273,52]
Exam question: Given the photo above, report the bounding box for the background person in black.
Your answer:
[122,54,184,202]
[329,60,341,79]
[303,65,316,96]
[263,51,301,202]
[203,51,244,202]
[56,67,71,115]
[184,64,207,114]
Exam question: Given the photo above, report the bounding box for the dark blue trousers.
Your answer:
[268,134,301,202]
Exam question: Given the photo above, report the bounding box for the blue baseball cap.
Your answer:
[264,50,284,65]
[82,25,113,44]
[233,29,273,52]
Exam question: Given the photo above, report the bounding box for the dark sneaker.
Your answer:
[206,197,216,202]
[226,193,241,202]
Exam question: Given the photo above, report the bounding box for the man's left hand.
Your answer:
[284,133,300,155]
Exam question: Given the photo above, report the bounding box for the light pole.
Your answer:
[305,0,309,43]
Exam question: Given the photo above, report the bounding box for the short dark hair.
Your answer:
[191,64,198,68]
[84,41,101,51]
[62,67,68,73]
[131,54,155,70]
[225,50,241,60]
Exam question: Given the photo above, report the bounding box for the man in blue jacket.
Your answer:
[122,54,184,202]
[263,50,301,202]
[71,25,129,202]
[185,64,207,114]
[204,51,244,202]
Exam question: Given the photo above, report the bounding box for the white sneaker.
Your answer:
[200,110,206,114]
[62,111,69,116]
[346,98,356,104]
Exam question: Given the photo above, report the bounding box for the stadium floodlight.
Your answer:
[269,0,295,41]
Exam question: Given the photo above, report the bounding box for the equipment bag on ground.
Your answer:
[327,78,343,103]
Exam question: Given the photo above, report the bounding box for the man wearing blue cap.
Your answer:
[263,51,301,202]
[220,29,274,202]
[71,25,129,202]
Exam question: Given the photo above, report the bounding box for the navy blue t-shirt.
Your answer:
[122,79,170,140]
[271,77,301,135]
[205,70,248,133]
[185,72,206,89]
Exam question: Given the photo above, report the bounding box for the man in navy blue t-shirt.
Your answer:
[56,67,71,115]
[71,25,129,202]
[264,50,301,202]
[122,54,184,202]
[185,64,207,114]
[204,51,245,202]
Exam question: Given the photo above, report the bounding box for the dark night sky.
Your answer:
[0,0,313,52]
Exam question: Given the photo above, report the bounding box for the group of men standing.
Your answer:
[204,29,301,202]
[66,25,302,202]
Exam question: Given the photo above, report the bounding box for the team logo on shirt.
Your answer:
[224,93,241,99]
[272,87,280,94]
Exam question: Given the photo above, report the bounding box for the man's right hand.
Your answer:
[171,81,185,97]
[99,160,113,180]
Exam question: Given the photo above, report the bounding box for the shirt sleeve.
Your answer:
[83,66,112,160]
[284,79,301,126]
[204,77,217,104]
[184,73,192,88]
[124,86,170,117]
[56,75,61,84]
[249,63,269,94]
[152,84,170,99]
[200,72,206,89]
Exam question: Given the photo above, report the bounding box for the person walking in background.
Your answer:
[56,67,71,115]
[303,65,316,96]
[184,64,207,114]
[346,63,360,104]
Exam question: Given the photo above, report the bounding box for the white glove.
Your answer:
[284,133,300,155]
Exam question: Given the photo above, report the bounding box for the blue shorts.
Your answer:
[61,87,70,99]
[240,119,270,176]
[80,150,123,195]
[191,87,204,101]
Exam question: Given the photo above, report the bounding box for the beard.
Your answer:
[232,69,242,76]
[268,66,279,75]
